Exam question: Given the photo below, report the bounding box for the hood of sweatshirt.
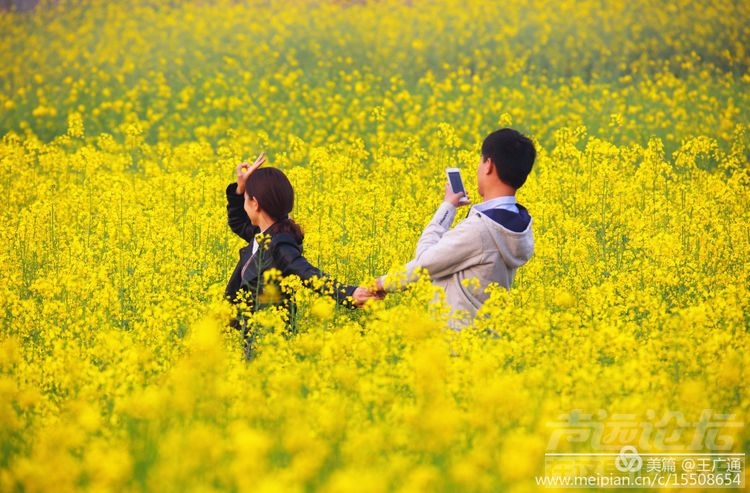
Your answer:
[477,204,534,268]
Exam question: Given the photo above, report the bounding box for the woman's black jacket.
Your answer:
[224,183,357,309]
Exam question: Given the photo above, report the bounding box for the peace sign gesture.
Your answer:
[235,152,266,195]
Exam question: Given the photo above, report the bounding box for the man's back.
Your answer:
[408,202,533,323]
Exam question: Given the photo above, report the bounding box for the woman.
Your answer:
[224,153,376,318]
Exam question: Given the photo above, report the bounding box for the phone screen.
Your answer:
[448,171,465,194]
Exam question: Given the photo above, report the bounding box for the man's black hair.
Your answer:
[481,128,536,189]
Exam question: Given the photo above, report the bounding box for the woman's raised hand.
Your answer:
[235,152,266,195]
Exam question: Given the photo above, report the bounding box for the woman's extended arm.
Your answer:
[271,234,377,306]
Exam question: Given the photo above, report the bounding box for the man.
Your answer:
[376,128,536,326]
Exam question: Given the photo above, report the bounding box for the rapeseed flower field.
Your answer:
[1,0,748,491]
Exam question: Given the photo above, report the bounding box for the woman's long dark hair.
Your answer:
[245,167,304,243]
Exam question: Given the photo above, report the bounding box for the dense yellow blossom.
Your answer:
[0,0,748,492]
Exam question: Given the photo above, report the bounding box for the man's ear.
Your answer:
[482,157,495,176]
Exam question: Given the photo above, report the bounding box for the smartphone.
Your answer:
[446,167,470,204]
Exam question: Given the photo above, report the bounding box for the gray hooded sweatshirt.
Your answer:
[382,201,534,325]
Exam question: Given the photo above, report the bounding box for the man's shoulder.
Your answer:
[445,213,486,239]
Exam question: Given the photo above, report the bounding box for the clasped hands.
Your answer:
[351,278,385,307]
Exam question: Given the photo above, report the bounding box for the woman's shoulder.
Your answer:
[269,232,304,270]
[270,232,302,250]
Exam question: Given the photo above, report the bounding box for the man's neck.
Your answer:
[480,183,516,202]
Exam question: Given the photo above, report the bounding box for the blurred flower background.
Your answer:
[0,0,748,491]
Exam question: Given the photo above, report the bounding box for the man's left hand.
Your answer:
[444,183,470,207]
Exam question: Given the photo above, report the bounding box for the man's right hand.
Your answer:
[235,152,266,195]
